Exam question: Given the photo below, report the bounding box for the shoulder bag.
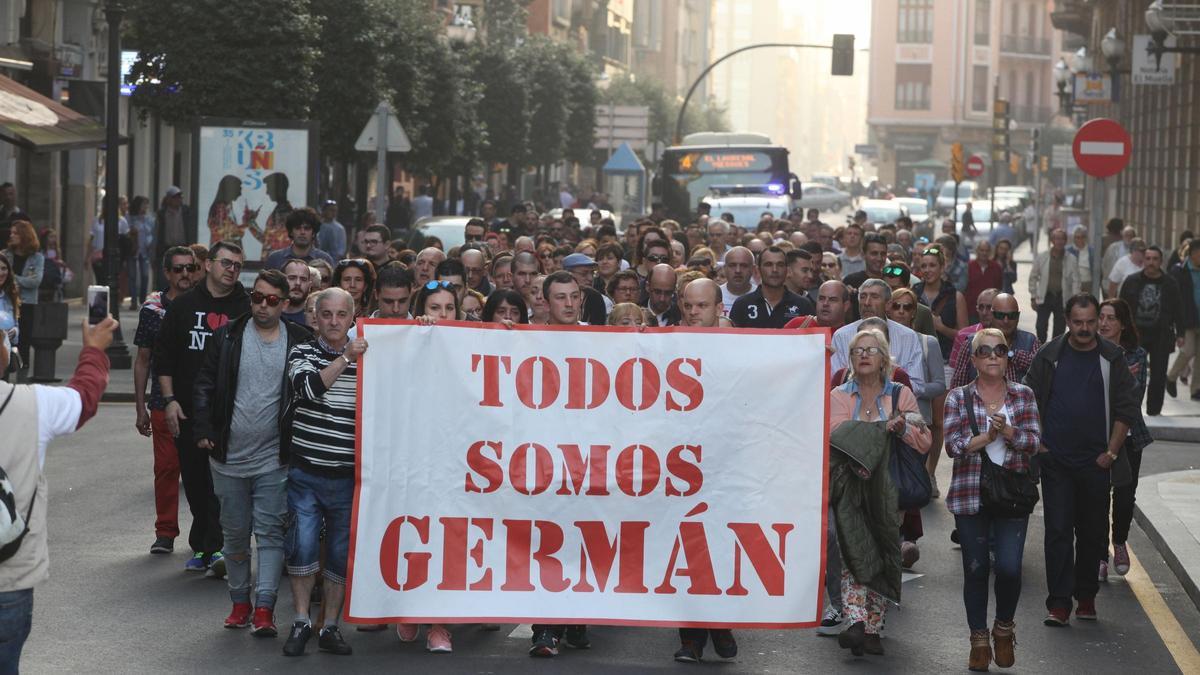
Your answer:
[965,384,1039,518]
[888,388,932,511]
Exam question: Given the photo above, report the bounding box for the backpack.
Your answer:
[0,386,34,564]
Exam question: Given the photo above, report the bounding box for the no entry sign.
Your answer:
[1073,118,1132,179]
[966,155,985,178]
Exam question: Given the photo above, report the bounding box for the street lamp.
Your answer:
[1144,0,1200,70]
[1069,47,1093,74]
[1053,58,1073,115]
[1101,28,1128,101]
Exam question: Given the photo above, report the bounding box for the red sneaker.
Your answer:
[1043,607,1070,627]
[1075,598,1097,621]
[251,606,277,637]
[224,602,252,629]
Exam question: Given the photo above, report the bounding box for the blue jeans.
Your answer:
[212,466,288,607]
[126,254,150,305]
[0,588,33,675]
[286,466,353,584]
[955,513,1029,631]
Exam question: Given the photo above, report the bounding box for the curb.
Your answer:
[1147,417,1200,443]
[1133,470,1200,612]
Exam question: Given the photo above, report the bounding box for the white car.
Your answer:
[859,199,908,227]
[545,208,622,233]
[703,194,791,229]
[895,197,931,226]
[413,216,473,250]
[936,180,979,214]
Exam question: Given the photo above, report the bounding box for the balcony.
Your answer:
[1011,104,1053,123]
[1000,35,1052,56]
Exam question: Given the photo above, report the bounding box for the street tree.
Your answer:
[126,0,319,124]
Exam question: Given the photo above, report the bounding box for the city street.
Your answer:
[21,402,1200,673]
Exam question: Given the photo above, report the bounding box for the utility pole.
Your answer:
[103,2,131,369]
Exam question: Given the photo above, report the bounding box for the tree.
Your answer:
[471,41,530,174]
[601,73,729,146]
[127,0,320,124]
[309,0,389,163]
[513,37,571,170]
[481,0,530,48]
[562,52,599,165]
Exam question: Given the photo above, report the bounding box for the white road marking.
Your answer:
[508,623,533,639]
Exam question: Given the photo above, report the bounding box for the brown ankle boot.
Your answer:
[992,620,1016,668]
[969,629,992,672]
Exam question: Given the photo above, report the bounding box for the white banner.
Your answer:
[346,322,830,628]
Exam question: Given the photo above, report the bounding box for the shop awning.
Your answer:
[0,74,107,152]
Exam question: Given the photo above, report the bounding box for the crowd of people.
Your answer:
[1,186,1190,671]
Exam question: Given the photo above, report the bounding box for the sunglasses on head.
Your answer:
[923,246,942,255]
[882,265,907,277]
[992,310,1020,321]
[973,344,1011,358]
[425,280,457,291]
[169,264,198,274]
[250,291,283,307]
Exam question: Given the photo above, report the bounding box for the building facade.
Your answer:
[868,0,1065,191]
[632,0,711,97]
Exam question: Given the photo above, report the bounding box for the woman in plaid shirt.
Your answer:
[942,328,1042,672]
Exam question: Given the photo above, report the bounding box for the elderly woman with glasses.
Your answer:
[942,328,1041,672]
[829,328,931,657]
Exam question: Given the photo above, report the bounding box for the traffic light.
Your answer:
[1009,153,1019,175]
[832,34,854,76]
[1041,156,1049,172]
[950,142,965,183]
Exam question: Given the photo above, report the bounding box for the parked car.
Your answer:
[412,216,472,250]
[935,180,979,214]
[859,199,908,227]
[545,208,622,233]
[993,185,1036,207]
[895,197,931,226]
[797,183,851,213]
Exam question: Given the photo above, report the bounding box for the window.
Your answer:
[974,0,990,45]
[895,64,932,110]
[897,0,934,44]
[553,0,571,24]
[972,65,989,111]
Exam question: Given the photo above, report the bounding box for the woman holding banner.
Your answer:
[395,279,462,652]
[942,328,1041,671]
[829,329,931,657]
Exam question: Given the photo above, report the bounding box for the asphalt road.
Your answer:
[17,403,1200,674]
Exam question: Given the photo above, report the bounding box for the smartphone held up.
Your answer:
[87,285,109,325]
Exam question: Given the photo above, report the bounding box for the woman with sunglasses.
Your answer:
[821,252,842,282]
[942,328,1041,672]
[966,241,1003,324]
[913,245,967,495]
[396,279,461,652]
[332,259,376,319]
[1097,298,1152,582]
[829,328,931,657]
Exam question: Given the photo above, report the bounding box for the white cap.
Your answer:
[165,186,182,197]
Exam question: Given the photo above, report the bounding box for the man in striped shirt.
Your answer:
[281,287,367,658]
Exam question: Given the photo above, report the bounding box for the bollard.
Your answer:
[28,302,68,383]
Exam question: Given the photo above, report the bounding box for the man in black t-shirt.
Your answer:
[730,246,814,328]
[1119,246,1182,415]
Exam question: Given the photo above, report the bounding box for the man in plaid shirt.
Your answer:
[949,293,1039,389]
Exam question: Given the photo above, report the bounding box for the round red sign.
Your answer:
[1073,118,1132,179]
[965,155,985,178]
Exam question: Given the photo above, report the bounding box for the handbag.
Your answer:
[887,388,932,511]
[965,384,1039,518]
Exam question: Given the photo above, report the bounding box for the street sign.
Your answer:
[854,143,878,156]
[965,154,985,178]
[594,104,650,151]
[1132,34,1176,85]
[1073,73,1113,104]
[355,102,412,152]
[1072,118,1132,179]
[1051,144,1074,168]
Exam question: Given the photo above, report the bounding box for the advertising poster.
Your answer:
[192,118,318,261]
[346,322,830,628]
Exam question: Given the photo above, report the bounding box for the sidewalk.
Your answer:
[1135,471,1200,611]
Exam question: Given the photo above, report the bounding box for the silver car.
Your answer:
[413,216,473,250]
[797,183,851,213]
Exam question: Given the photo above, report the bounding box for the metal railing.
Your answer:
[1000,34,1051,55]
